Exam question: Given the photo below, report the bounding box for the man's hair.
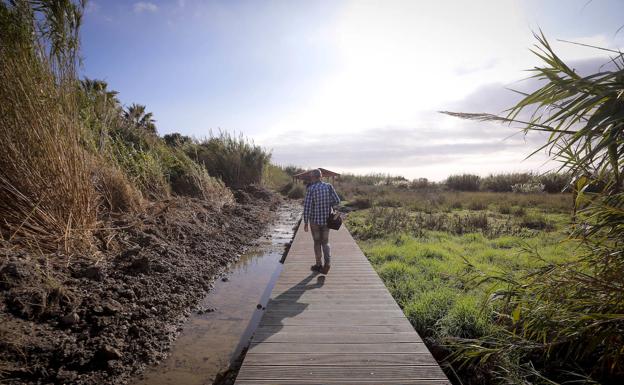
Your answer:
[311,169,322,179]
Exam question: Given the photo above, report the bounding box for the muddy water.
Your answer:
[133,202,300,385]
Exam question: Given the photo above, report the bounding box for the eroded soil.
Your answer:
[0,186,282,384]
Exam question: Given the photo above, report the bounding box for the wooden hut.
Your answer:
[293,168,340,184]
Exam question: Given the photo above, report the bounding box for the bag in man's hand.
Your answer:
[326,210,342,230]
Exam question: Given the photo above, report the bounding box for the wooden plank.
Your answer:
[255,324,416,334]
[243,353,438,366]
[258,316,413,326]
[237,365,447,380]
[269,293,394,299]
[270,287,389,292]
[277,275,379,278]
[267,297,396,304]
[236,380,450,385]
[266,303,401,310]
[271,280,386,286]
[247,342,431,354]
[264,308,405,317]
[251,332,421,344]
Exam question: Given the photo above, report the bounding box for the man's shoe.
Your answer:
[310,264,322,272]
[322,264,331,274]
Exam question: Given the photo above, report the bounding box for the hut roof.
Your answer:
[293,168,340,180]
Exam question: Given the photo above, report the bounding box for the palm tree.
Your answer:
[0,0,85,80]
[124,103,157,133]
[80,78,120,114]
[80,78,122,150]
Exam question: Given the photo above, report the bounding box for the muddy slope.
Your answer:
[0,187,282,384]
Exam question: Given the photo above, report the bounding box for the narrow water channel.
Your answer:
[133,202,301,385]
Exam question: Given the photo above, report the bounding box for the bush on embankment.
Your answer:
[184,132,271,188]
[0,1,279,254]
[262,164,293,192]
[0,3,281,384]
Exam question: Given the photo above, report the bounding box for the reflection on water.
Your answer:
[133,203,300,385]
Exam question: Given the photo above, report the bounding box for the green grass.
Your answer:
[359,226,574,338]
[346,196,578,382]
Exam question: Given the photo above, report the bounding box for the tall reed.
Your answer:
[0,2,97,252]
[188,131,271,188]
[443,31,624,383]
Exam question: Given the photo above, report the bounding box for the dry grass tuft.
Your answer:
[0,46,98,253]
[93,163,143,214]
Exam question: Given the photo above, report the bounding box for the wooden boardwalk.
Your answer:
[234,223,450,385]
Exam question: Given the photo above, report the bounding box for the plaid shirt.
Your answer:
[303,181,341,225]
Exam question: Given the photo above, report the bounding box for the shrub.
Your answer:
[188,132,271,188]
[376,197,402,207]
[456,213,488,233]
[498,204,511,214]
[282,165,305,176]
[481,173,533,192]
[108,138,170,199]
[511,182,544,193]
[340,173,407,186]
[163,132,192,147]
[404,288,457,337]
[438,296,490,339]
[539,172,570,193]
[154,144,228,202]
[347,197,372,209]
[262,164,292,192]
[511,206,526,216]
[286,184,305,199]
[93,165,142,213]
[378,260,412,282]
[410,178,432,190]
[417,245,448,259]
[279,181,294,196]
[445,174,481,191]
[518,213,553,230]
[467,200,487,210]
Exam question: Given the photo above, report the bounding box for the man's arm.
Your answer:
[329,184,340,206]
[303,188,312,228]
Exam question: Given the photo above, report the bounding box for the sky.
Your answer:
[81,0,624,181]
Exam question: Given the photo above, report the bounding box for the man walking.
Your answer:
[303,169,341,274]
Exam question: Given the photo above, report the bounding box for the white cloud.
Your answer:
[254,0,620,179]
[133,2,158,14]
[121,0,619,179]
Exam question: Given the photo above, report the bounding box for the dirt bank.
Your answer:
[0,186,284,384]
